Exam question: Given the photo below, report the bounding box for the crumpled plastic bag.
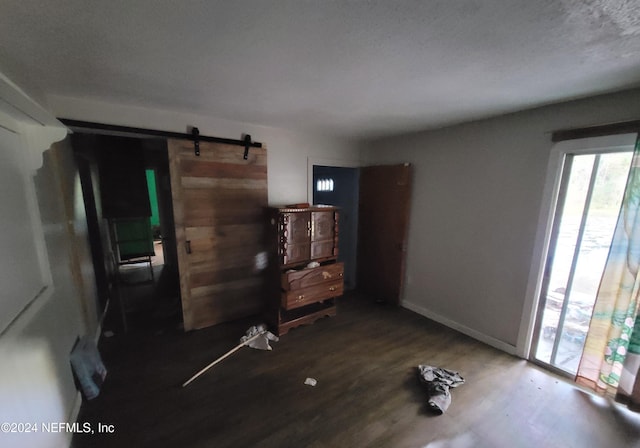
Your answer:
[240,324,279,351]
[418,365,464,414]
[70,336,107,400]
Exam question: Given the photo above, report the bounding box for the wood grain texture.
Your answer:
[266,207,342,335]
[73,293,640,448]
[168,138,267,331]
[282,279,344,310]
[358,164,412,305]
[282,262,344,291]
[180,159,267,179]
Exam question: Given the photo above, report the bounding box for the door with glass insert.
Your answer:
[532,150,633,375]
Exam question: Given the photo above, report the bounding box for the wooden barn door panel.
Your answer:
[168,139,268,331]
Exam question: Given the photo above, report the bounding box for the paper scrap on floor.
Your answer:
[418,365,464,414]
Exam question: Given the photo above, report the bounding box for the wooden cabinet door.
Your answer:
[310,240,335,260]
[285,212,310,243]
[311,210,334,241]
[281,212,310,265]
[168,138,268,330]
[310,210,336,260]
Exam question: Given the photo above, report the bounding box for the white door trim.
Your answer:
[516,133,638,358]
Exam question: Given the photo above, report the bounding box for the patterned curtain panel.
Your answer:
[619,315,640,410]
[575,136,640,412]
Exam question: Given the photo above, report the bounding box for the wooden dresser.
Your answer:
[266,205,343,335]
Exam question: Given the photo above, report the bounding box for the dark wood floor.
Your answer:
[73,293,640,448]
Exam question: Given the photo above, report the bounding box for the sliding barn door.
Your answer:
[168,139,267,330]
[358,164,412,305]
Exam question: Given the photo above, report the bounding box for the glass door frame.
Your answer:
[517,133,638,371]
[529,152,574,377]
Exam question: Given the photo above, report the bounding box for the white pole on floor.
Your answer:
[182,331,265,387]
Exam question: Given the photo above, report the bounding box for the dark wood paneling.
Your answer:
[190,265,258,289]
[188,283,264,330]
[168,138,267,331]
[180,159,267,179]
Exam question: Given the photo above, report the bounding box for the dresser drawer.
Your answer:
[281,262,344,291]
[282,279,344,310]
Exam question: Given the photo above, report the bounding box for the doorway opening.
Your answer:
[312,165,360,290]
[531,139,635,375]
[146,168,165,267]
[309,161,413,305]
[73,133,181,333]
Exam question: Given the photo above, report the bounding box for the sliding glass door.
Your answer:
[532,149,633,375]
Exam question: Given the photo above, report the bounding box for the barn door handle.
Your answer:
[186,240,192,254]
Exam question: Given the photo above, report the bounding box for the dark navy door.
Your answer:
[313,165,359,290]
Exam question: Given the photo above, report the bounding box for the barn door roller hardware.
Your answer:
[59,119,264,153]
[192,127,200,156]
[243,134,252,160]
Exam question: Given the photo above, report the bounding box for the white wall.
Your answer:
[0,124,49,331]
[51,90,640,356]
[48,95,361,206]
[0,80,96,446]
[362,88,640,355]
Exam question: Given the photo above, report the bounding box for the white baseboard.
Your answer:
[402,300,518,356]
[94,320,103,345]
[69,391,82,421]
[94,298,110,344]
[67,391,83,447]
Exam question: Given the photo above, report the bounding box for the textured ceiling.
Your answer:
[1,0,640,138]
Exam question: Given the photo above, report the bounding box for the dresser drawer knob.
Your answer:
[329,286,336,291]
[296,295,305,301]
